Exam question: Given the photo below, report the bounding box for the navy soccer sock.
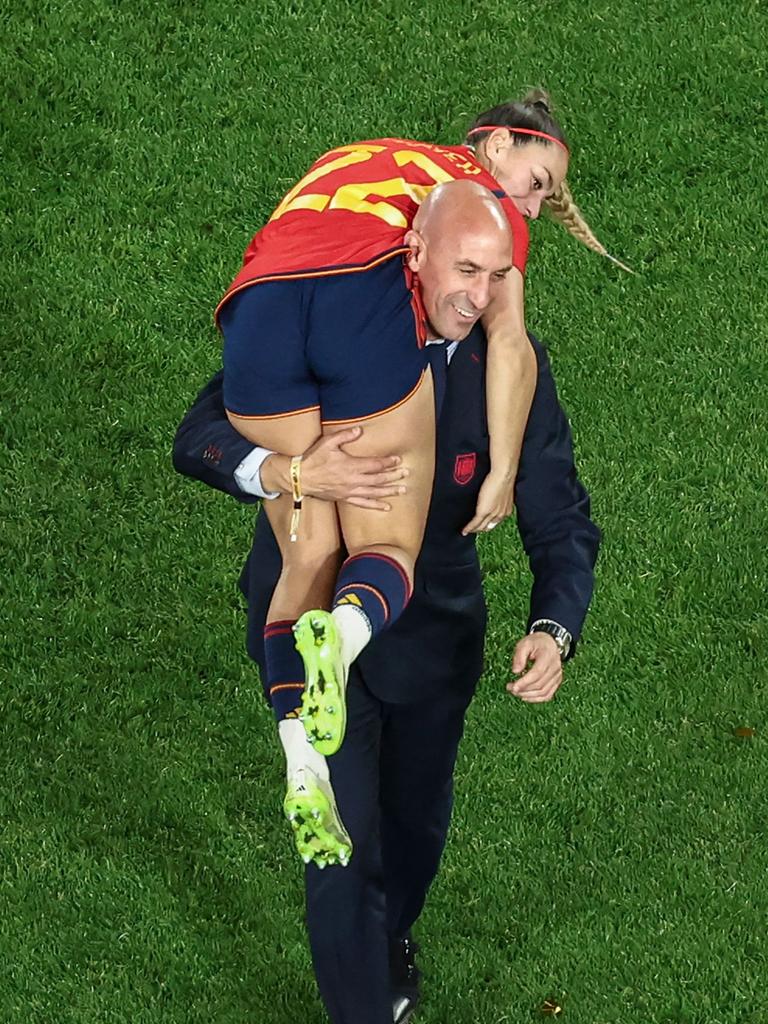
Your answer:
[263,619,305,723]
[331,553,412,662]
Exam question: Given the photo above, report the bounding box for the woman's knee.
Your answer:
[281,543,343,581]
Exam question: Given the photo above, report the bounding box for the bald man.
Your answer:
[204,160,541,1022]
[174,318,600,1024]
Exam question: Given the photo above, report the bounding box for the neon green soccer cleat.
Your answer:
[283,766,352,868]
[293,610,348,756]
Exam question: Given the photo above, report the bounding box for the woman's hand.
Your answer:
[462,467,516,535]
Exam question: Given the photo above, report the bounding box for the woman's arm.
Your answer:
[462,268,536,534]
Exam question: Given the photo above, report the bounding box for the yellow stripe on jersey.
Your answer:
[271,145,462,228]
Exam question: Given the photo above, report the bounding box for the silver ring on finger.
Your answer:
[486,521,498,531]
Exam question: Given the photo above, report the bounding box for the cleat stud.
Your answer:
[302,855,312,864]
[311,809,321,819]
[325,732,333,740]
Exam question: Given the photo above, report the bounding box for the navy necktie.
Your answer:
[426,343,448,419]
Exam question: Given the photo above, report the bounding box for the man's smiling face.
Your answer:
[404,180,514,342]
[415,231,513,341]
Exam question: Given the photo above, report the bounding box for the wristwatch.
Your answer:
[529,619,573,661]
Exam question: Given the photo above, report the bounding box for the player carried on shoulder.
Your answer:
[215,90,627,867]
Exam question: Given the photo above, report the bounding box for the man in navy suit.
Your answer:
[173,326,600,1024]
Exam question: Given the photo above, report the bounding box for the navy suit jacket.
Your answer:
[173,330,600,702]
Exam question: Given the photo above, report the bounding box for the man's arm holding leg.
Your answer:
[172,371,409,509]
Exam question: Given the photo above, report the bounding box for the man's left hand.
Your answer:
[507,633,563,703]
[462,468,516,535]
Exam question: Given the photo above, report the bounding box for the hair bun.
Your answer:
[522,88,552,115]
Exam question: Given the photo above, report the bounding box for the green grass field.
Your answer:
[3,0,768,1021]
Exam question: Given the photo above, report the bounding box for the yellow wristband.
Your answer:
[289,455,303,542]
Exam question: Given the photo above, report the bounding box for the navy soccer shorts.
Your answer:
[220,257,427,424]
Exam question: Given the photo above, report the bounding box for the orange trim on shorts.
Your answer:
[225,404,321,421]
[321,369,427,427]
[214,247,410,326]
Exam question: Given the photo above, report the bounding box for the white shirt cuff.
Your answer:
[234,447,281,499]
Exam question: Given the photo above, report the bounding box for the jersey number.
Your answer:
[269,145,457,228]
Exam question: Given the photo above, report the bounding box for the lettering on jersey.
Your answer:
[432,145,483,175]
[270,145,386,222]
[215,139,529,314]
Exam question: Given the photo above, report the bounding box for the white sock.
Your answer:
[331,603,373,668]
[278,719,329,782]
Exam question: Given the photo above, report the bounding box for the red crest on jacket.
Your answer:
[453,453,477,485]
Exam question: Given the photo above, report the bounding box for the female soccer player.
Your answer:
[217,90,621,866]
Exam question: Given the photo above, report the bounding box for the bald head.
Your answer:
[413,179,512,252]
[405,180,515,342]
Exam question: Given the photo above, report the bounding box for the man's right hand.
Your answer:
[260,426,409,510]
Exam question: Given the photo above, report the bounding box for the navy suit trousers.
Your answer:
[304,663,476,1024]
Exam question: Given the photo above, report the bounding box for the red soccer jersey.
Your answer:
[216,139,529,320]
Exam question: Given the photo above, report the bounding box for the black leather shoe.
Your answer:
[390,934,421,1023]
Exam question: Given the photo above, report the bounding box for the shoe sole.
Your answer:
[283,773,352,868]
[293,611,348,756]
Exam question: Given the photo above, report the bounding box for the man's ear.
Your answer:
[404,228,426,271]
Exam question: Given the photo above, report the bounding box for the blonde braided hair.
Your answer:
[545,179,634,274]
[467,90,634,273]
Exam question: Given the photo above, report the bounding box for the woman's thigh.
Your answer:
[224,403,342,616]
[328,369,436,561]
[310,258,434,559]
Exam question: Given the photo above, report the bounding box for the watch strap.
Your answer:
[529,619,573,661]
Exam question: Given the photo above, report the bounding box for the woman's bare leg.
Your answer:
[227,408,351,867]
[241,412,343,621]
[228,371,436,865]
[294,371,436,757]
[331,370,436,575]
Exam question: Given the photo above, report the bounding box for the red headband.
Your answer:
[467,125,570,154]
